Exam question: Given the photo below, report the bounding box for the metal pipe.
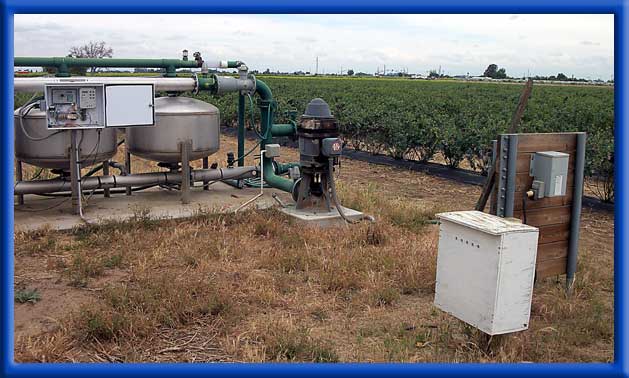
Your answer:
[274,161,300,175]
[125,145,132,196]
[255,79,298,194]
[102,160,110,198]
[15,57,202,70]
[14,166,258,195]
[489,139,498,215]
[271,123,297,137]
[180,140,192,204]
[235,150,266,212]
[238,94,246,167]
[14,76,203,93]
[14,56,247,71]
[504,134,519,217]
[566,132,587,291]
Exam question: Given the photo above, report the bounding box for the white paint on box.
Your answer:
[434,210,539,335]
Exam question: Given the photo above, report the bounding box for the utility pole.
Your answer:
[316,56,319,76]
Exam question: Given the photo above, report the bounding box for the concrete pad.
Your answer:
[14,182,289,232]
[279,204,364,227]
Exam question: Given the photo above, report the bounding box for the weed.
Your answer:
[15,288,41,304]
[261,320,338,362]
[374,286,400,307]
[103,253,123,269]
[66,252,105,287]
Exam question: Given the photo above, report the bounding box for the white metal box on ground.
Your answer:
[434,211,539,335]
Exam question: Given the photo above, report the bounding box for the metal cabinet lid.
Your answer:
[436,210,538,236]
[536,151,569,158]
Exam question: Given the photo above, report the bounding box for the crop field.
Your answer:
[13,77,614,363]
[14,76,615,202]
[206,76,615,202]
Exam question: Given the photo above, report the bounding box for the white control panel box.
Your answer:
[434,211,539,335]
[45,83,105,130]
[104,84,155,127]
[44,83,155,130]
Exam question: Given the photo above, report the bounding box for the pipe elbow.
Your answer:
[262,157,295,193]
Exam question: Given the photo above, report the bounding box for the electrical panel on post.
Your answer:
[44,83,106,130]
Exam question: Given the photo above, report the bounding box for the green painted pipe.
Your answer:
[256,79,297,194]
[198,76,216,91]
[275,162,300,175]
[14,56,201,69]
[227,60,244,68]
[271,123,297,137]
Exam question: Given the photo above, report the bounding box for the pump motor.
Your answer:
[293,98,342,211]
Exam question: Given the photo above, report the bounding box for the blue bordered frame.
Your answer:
[0,1,625,377]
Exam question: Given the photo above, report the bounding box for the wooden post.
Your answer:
[508,79,534,133]
[475,79,533,212]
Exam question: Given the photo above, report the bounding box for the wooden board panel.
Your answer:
[513,205,572,227]
[514,133,577,153]
[537,240,569,262]
[515,172,574,192]
[489,133,581,279]
[513,190,574,211]
[537,223,571,244]
[536,257,568,279]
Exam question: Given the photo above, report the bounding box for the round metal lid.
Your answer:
[155,96,218,116]
[303,98,332,118]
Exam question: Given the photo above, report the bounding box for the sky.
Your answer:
[14,14,614,80]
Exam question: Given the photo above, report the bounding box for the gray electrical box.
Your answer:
[44,82,155,130]
[322,137,342,157]
[44,83,106,130]
[529,151,569,198]
[265,144,281,158]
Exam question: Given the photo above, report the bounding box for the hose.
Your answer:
[327,158,362,224]
[18,94,65,141]
[33,184,159,198]
[247,93,272,141]
[84,160,127,177]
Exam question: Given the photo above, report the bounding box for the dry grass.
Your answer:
[14,192,614,363]
[13,136,614,363]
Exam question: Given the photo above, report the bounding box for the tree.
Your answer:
[556,73,568,81]
[495,68,507,79]
[68,41,113,73]
[428,69,440,79]
[347,69,354,76]
[483,64,498,78]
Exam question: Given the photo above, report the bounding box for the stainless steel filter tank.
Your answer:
[14,106,118,169]
[126,96,220,163]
